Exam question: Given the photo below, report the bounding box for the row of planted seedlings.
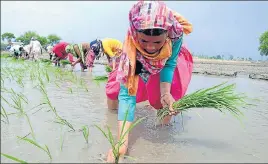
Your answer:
[0,53,139,163]
[1,53,256,163]
[0,54,102,163]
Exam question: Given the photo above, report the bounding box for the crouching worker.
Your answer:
[105,1,194,162]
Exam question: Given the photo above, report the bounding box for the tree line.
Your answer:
[1,31,61,46]
[1,30,268,57]
[192,53,254,61]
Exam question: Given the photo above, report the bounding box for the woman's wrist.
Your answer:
[160,82,171,96]
[160,92,170,101]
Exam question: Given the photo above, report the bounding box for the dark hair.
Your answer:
[135,60,143,75]
[137,28,167,36]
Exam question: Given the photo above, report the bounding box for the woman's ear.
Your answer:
[165,32,169,42]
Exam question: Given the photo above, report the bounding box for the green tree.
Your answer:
[15,36,24,43]
[1,32,16,42]
[16,31,39,45]
[258,30,268,56]
[37,36,48,46]
[216,55,222,59]
[47,34,61,44]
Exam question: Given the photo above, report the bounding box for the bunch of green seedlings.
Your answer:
[105,65,112,73]
[60,59,71,66]
[156,82,253,124]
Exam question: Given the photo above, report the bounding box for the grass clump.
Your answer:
[1,106,9,124]
[81,125,89,144]
[96,109,144,163]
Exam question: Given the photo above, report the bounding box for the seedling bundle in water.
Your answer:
[60,60,71,66]
[92,75,108,87]
[93,75,108,81]
[40,58,52,64]
[157,82,252,122]
[105,65,112,73]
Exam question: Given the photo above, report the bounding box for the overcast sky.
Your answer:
[1,1,268,60]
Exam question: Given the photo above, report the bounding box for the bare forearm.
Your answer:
[112,60,116,70]
[73,58,81,65]
[160,82,171,96]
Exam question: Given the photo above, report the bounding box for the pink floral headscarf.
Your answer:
[116,1,189,96]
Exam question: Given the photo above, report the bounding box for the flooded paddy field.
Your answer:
[1,56,268,163]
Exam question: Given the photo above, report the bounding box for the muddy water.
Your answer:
[1,64,268,163]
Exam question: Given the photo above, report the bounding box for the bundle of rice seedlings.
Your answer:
[93,75,108,81]
[105,65,112,73]
[157,82,251,121]
[60,60,71,66]
[93,75,108,87]
[40,58,52,64]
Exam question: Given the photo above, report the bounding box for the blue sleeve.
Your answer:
[118,83,136,122]
[160,37,183,83]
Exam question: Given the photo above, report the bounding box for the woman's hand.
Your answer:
[160,93,178,116]
[115,48,122,56]
[160,82,180,116]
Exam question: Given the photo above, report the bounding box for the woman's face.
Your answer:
[136,32,168,54]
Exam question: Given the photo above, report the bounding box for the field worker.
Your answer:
[10,44,24,58]
[52,42,74,67]
[46,44,54,60]
[86,38,123,72]
[28,37,42,61]
[105,1,194,162]
[65,43,91,72]
[22,44,31,59]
